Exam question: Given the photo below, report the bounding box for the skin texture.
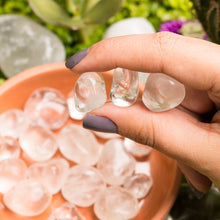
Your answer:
[67,32,220,194]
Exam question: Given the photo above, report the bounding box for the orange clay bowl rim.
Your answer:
[0,62,182,220]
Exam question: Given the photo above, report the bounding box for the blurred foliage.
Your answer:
[170,183,220,220]
[0,0,195,60]
[190,0,220,44]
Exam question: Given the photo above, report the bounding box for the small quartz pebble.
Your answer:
[3,179,52,216]
[61,165,106,207]
[124,138,152,157]
[67,93,86,120]
[0,135,20,161]
[58,124,100,166]
[27,158,69,194]
[19,124,58,162]
[0,158,27,193]
[74,72,107,112]
[48,202,86,220]
[142,73,185,112]
[24,87,69,130]
[97,139,136,186]
[123,173,153,199]
[94,186,139,220]
[92,131,120,140]
[0,109,26,138]
[110,68,139,107]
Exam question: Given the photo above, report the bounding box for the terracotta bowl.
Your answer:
[0,62,182,220]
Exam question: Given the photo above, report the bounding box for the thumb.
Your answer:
[82,100,218,179]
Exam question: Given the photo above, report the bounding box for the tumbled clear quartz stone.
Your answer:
[0,136,20,161]
[142,73,185,112]
[94,186,139,220]
[110,68,139,107]
[97,139,136,186]
[19,124,58,162]
[92,131,120,140]
[0,109,26,138]
[124,138,152,157]
[67,92,86,120]
[58,124,100,166]
[123,173,153,199]
[24,87,69,130]
[61,165,106,207]
[3,179,52,216]
[48,202,86,220]
[74,72,107,112]
[0,158,27,193]
[27,158,69,194]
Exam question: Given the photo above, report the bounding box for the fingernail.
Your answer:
[186,178,204,199]
[65,48,88,69]
[83,114,118,133]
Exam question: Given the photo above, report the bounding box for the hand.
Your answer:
[65,32,220,196]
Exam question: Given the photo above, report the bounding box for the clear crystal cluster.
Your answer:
[0,86,153,219]
[73,70,185,112]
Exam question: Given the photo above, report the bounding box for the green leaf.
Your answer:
[28,0,85,29]
[82,0,125,25]
[66,0,88,15]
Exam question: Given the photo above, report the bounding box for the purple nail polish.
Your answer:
[186,178,204,199]
[83,114,118,133]
[65,48,88,69]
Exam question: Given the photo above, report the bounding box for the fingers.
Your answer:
[82,101,220,181]
[66,32,220,91]
[177,162,212,195]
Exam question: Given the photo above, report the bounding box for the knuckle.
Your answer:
[153,32,179,72]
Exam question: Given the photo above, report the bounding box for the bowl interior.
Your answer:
[0,62,181,220]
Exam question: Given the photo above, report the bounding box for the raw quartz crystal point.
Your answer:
[110,68,139,107]
[142,73,185,112]
[94,186,139,220]
[27,158,69,194]
[3,179,52,216]
[61,165,106,207]
[74,72,107,112]
[0,14,65,78]
[24,87,69,130]
[97,139,136,186]
[48,202,86,220]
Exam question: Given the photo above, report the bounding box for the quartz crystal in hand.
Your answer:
[3,179,52,216]
[142,73,185,112]
[110,68,139,107]
[94,186,139,220]
[24,87,68,130]
[61,165,106,207]
[74,72,107,112]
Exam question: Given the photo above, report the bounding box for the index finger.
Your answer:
[66,32,220,91]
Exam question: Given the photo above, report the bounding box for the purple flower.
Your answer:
[159,19,184,34]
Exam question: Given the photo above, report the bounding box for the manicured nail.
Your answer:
[83,114,118,133]
[186,178,204,199]
[65,48,88,69]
